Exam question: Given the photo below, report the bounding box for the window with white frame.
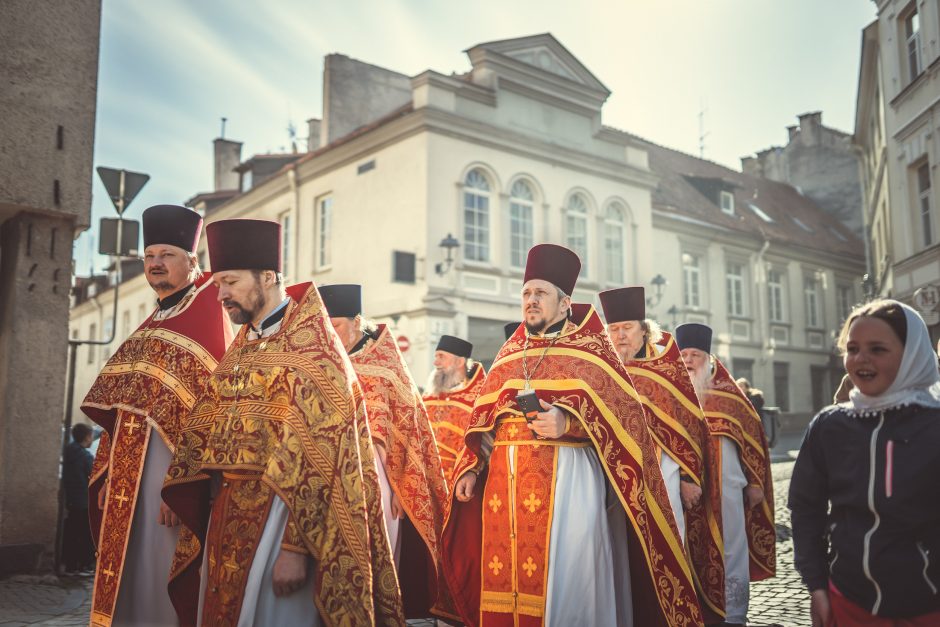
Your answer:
[726,262,746,317]
[768,269,787,322]
[804,276,822,328]
[682,253,701,308]
[102,317,113,362]
[315,195,332,269]
[904,5,922,82]
[122,310,130,341]
[917,161,932,247]
[565,194,589,275]
[463,170,491,262]
[604,204,626,284]
[509,180,534,268]
[87,323,97,364]
[279,210,292,280]
[720,190,735,215]
[138,304,146,325]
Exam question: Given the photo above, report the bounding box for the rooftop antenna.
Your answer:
[287,104,298,153]
[220,116,228,139]
[698,99,709,159]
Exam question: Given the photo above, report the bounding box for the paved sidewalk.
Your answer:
[1,462,809,626]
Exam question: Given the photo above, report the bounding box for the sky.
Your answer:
[76,0,877,274]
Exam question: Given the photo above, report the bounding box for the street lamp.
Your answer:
[647,274,667,308]
[435,233,460,276]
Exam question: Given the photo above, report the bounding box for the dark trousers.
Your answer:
[63,507,95,571]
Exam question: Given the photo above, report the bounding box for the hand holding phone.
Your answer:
[516,390,541,422]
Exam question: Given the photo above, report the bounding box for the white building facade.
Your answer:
[70,34,864,428]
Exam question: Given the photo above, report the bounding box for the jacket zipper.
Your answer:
[885,440,893,498]
[918,542,938,595]
[862,412,885,614]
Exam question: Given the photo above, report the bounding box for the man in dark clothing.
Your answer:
[62,422,95,573]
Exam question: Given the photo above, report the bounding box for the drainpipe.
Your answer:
[755,238,771,361]
[287,168,300,281]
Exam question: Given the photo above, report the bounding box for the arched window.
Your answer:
[463,169,491,262]
[604,203,625,284]
[509,180,535,268]
[565,194,589,275]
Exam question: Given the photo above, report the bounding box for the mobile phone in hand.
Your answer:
[516,390,542,422]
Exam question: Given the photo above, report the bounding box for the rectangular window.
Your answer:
[773,361,790,412]
[768,269,786,322]
[804,277,821,328]
[102,317,113,362]
[565,214,588,276]
[138,303,147,325]
[918,162,932,247]
[683,253,701,308]
[316,196,333,269]
[509,199,533,269]
[87,323,97,364]
[837,284,853,322]
[732,358,754,386]
[464,190,490,262]
[122,310,131,340]
[279,210,292,280]
[604,224,624,284]
[720,190,735,215]
[726,262,745,316]
[392,251,416,284]
[905,7,922,81]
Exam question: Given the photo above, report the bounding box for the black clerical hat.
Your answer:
[599,287,646,323]
[436,335,472,359]
[523,244,581,296]
[319,284,362,318]
[142,204,203,253]
[206,219,281,272]
[675,323,712,353]
[504,321,521,340]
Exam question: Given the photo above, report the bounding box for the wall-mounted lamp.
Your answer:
[435,233,460,276]
[667,304,680,328]
[647,274,667,308]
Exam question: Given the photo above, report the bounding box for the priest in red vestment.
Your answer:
[442,244,703,627]
[600,286,725,623]
[320,283,449,618]
[423,334,487,487]
[676,323,776,627]
[82,204,233,627]
[162,220,403,627]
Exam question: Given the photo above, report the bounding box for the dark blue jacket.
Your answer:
[789,403,940,618]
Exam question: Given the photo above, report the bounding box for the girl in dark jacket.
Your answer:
[789,299,940,626]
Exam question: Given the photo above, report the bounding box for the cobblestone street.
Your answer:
[0,461,810,627]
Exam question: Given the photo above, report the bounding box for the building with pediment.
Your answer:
[70,33,865,430]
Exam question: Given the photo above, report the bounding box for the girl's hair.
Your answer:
[641,318,664,345]
[836,299,908,353]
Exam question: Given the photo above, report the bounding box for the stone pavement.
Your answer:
[0,461,811,627]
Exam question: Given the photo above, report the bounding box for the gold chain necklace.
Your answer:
[521,332,560,391]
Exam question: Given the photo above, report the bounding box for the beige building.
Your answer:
[70,34,864,434]
[1,1,101,573]
[855,1,940,335]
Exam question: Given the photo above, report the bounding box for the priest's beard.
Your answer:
[223,283,266,326]
[427,365,465,395]
[689,364,712,398]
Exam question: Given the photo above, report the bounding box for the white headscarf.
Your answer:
[842,301,940,416]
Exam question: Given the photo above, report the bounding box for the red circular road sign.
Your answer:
[396,335,410,353]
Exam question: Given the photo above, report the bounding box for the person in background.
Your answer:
[62,422,95,574]
[736,378,765,414]
[789,299,940,626]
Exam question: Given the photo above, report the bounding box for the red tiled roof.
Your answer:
[637,138,863,258]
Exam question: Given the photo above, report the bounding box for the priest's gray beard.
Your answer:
[690,363,713,398]
[427,366,465,396]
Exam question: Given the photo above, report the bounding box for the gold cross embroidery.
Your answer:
[508,424,519,438]
[523,492,542,513]
[102,562,115,581]
[113,488,129,508]
[488,555,504,576]
[488,494,502,512]
[522,556,538,577]
[124,416,141,435]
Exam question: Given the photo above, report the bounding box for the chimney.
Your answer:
[213,138,242,191]
[741,155,760,177]
[797,111,822,146]
[786,125,798,142]
[306,118,321,152]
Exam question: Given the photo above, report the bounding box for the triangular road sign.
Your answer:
[96,166,150,215]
